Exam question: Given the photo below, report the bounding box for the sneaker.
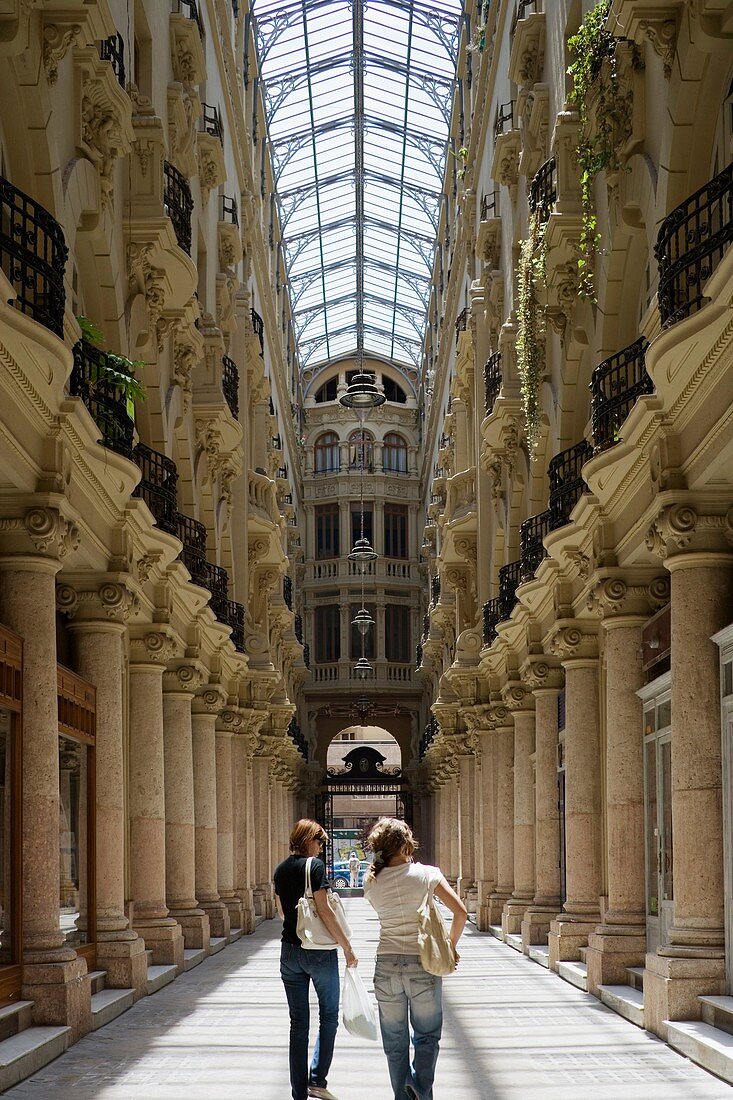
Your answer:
[308,1088,339,1100]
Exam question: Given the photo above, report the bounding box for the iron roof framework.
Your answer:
[254,0,461,373]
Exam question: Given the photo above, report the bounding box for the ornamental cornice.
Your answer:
[646,501,733,561]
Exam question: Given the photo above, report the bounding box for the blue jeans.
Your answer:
[280,941,340,1100]
[373,954,442,1100]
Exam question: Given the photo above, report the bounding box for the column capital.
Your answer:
[520,654,564,692]
[163,661,207,695]
[461,703,494,735]
[501,678,534,712]
[0,505,80,565]
[646,500,733,562]
[489,700,513,729]
[128,628,179,667]
[587,571,669,622]
[193,683,228,715]
[57,575,141,626]
[547,620,598,664]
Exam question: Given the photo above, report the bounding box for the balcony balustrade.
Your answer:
[220,195,238,225]
[528,156,557,222]
[656,162,733,328]
[548,440,592,531]
[164,160,193,255]
[283,575,292,610]
[133,443,178,535]
[520,509,551,581]
[99,32,125,86]
[590,337,652,451]
[172,0,204,34]
[200,103,223,143]
[484,352,502,416]
[70,340,134,458]
[0,176,67,337]
[313,663,339,683]
[498,559,522,622]
[482,597,501,646]
[387,663,412,683]
[251,307,264,352]
[221,355,239,419]
[495,100,515,141]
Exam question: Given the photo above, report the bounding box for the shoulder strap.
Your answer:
[305,856,313,898]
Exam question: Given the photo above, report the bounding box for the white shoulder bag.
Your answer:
[296,856,353,950]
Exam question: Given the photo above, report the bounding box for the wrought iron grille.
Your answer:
[484,352,502,415]
[514,0,539,28]
[422,612,430,639]
[498,559,522,622]
[483,597,501,646]
[225,599,245,651]
[302,643,310,669]
[415,643,423,669]
[277,464,288,480]
[200,103,224,143]
[520,509,551,581]
[495,101,515,140]
[70,340,135,458]
[294,613,303,643]
[529,156,557,222]
[481,189,499,221]
[272,433,282,450]
[283,575,293,609]
[177,512,209,589]
[99,32,125,86]
[288,717,308,761]
[133,444,178,534]
[655,162,733,327]
[548,439,592,531]
[419,714,438,759]
[251,308,264,352]
[431,575,441,605]
[222,355,239,419]
[455,307,468,342]
[0,176,67,336]
[590,337,652,451]
[164,161,193,255]
[220,195,238,224]
[172,0,203,35]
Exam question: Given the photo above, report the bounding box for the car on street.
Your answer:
[331,859,370,889]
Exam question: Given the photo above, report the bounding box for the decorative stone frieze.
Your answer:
[168,83,201,178]
[73,47,135,206]
[170,5,206,86]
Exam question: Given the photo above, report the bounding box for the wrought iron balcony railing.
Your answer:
[220,195,238,224]
[520,509,551,581]
[200,103,223,143]
[272,433,282,451]
[484,352,502,415]
[499,559,522,622]
[172,0,204,34]
[176,511,208,587]
[548,439,592,531]
[302,643,310,669]
[590,337,652,451]
[431,574,441,605]
[288,718,308,761]
[222,355,239,419]
[495,101,515,141]
[419,714,438,760]
[283,575,293,610]
[134,443,179,534]
[224,599,245,651]
[415,643,423,670]
[277,464,288,481]
[70,340,134,458]
[0,175,67,337]
[422,612,430,640]
[164,161,193,255]
[481,189,499,221]
[655,162,733,328]
[455,307,468,343]
[529,156,557,222]
[294,613,303,643]
[513,0,539,30]
[483,597,501,646]
[251,308,264,353]
[99,32,125,86]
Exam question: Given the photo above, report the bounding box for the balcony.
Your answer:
[221,355,239,419]
[455,307,468,344]
[498,559,522,622]
[70,340,134,458]
[302,643,310,669]
[529,156,557,223]
[176,510,208,584]
[0,176,67,337]
[288,718,308,761]
[482,597,501,646]
[218,197,242,267]
[224,600,245,652]
[294,613,303,643]
[419,715,437,760]
[172,0,204,35]
[484,352,502,416]
[196,104,225,202]
[655,162,733,328]
[251,308,264,353]
[431,575,441,605]
[415,642,423,670]
[133,443,178,535]
[495,101,515,142]
[200,103,223,143]
[492,102,521,192]
[520,509,551,581]
[481,189,499,222]
[283,574,293,610]
[590,337,652,452]
[548,439,592,531]
[164,161,193,255]
[99,31,125,86]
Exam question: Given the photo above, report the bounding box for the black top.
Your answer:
[273,854,327,945]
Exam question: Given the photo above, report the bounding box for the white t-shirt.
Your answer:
[363,861,443,955]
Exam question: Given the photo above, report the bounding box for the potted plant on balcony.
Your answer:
[77,315,147,415]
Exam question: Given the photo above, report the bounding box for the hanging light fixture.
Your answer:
[348,536,378,564]
[352,606,375,634]
[339,370,385,410]
[354,656,374,679]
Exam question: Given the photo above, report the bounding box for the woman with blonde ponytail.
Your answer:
[363,818,466,1100]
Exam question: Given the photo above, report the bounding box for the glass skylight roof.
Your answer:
[254,0,461,371]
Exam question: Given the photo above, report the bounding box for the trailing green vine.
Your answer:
[77,315,147,411]
[567,0,619,300]
[515,209,546,459]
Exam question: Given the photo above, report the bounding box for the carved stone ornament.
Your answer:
[194,685,228,713]
[587,575,670,618]
[502,682,531,711]
[521,655,563,691]
[164,662,205,693]
[23,507,80,559]
[43,22,81,85]
[548,623,597,661]
[130,631,178,665]
[646,503,733,559]
[76,50,135,207]
[639,17,677,79]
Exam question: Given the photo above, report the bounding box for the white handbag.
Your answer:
[296,856,353,950]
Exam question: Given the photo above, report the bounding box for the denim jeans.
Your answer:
[373,954,442,1100]
[280,941,340,1100]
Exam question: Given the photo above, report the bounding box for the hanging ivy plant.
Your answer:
[77,316,147,410]
[515,209,546,460]
[567,0,619,300]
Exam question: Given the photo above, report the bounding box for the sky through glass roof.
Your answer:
[254,0,461,373]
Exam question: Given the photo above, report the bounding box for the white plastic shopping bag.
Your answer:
[342,966,379,1041]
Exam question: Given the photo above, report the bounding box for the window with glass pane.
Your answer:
[315,605,341,663]
[0,707,15,965]
[349,429,373,470]
[350,604,376,660]
[385,604,410,661]
[315,378,338,403]
[645,739,658,916]
[314,432,339,472]
[383,377,406,403]
[351,503,373,550]
[59,734,90,946]
[384,503,408,558]
[316,503,340,559]
[383,433,407,472]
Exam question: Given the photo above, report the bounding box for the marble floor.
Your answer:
[5,899,731,1099]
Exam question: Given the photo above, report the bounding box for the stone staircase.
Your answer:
[597,966,645,1027]
[89,969,135,1030]
[667,995,733,1085]
[0,1000,70,1093]
[557,945,589,991]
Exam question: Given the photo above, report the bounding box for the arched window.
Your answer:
[315,377,338,403]
[349,429,373,471]
[382,376,407,403]
[383,432,408,473]
[314,432,339,473]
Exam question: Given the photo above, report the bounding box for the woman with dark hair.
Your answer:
[364,817,466,1100]
[274,818,358,1100]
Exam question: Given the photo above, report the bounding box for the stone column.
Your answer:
[192,688,230,942]
[447,771,460,887]
[128,630,184,970]
[163,667,210,953]
[521,663,563,951]
[489,708,514,927]
[232,726,256,933]
[456,744,477,911]
[586,576,668,994]
[473,720,496,932]
[547,625,601,970]
[253,748,275,917]
[503,696,536,937]
[643,507,733,1038]
[0,514,90,1040]
[215,718,242,933]
[63,581,147,999]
